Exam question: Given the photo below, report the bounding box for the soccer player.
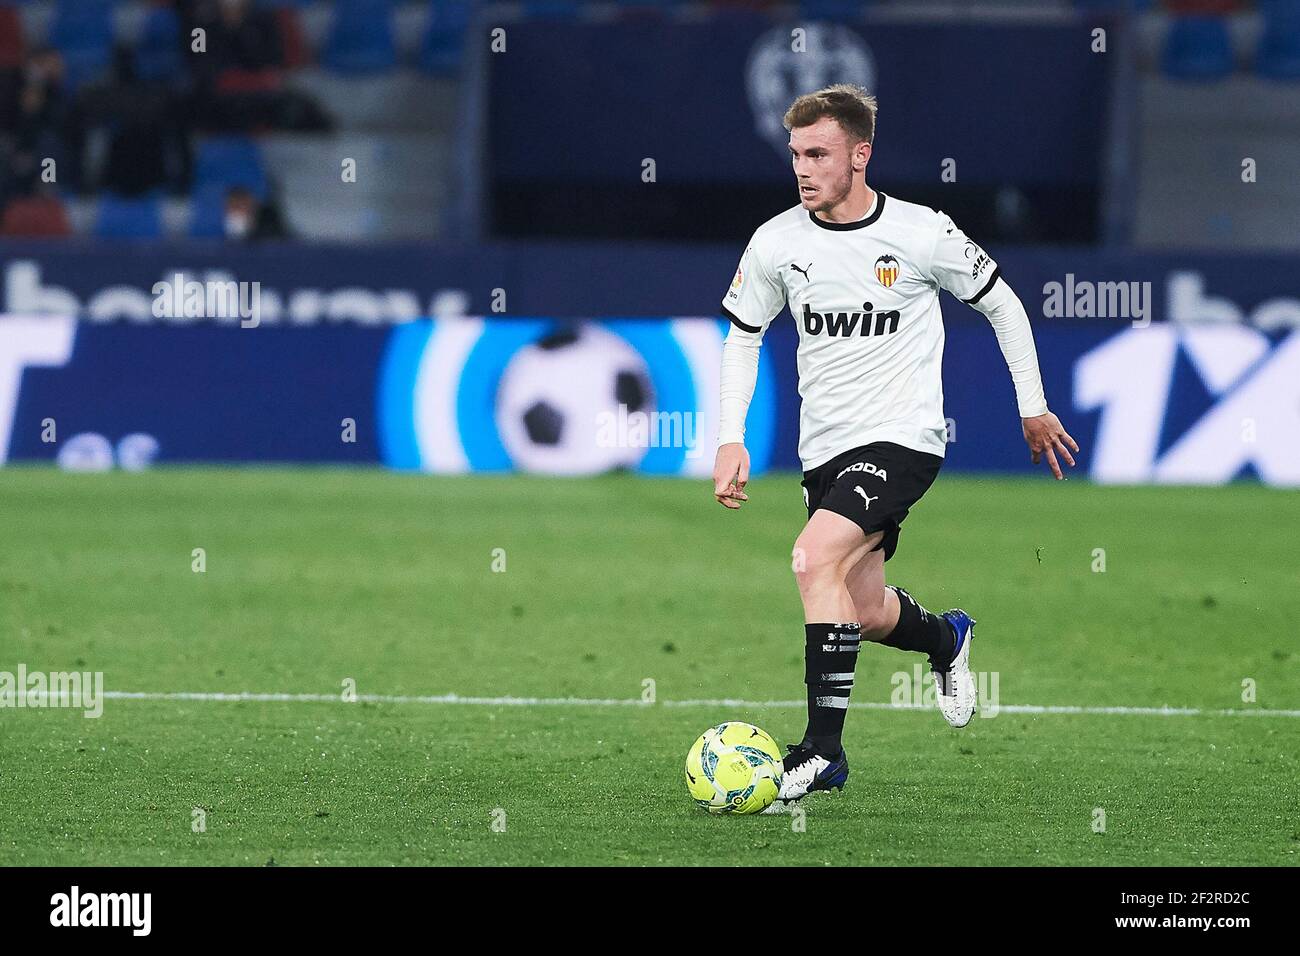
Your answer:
[713,85,1079,804]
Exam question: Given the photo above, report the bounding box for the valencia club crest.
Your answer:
[875,255,900,288]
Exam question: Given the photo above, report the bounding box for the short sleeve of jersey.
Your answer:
[928,213,1002,305]
[721,238,785,335]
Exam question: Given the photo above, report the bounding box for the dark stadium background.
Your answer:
[1,0,1296,480]
[1,0,1298,875]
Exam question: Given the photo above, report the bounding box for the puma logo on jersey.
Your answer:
[803,303,901,337]
[790,262,812,280]
[853,486,878,509]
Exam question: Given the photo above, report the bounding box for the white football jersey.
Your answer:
[721,191,1001,470]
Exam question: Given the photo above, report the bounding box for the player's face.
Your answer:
[788,117,870,212]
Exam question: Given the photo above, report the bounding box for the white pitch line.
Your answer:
[89,691,1300,719]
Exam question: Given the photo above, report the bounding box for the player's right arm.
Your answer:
[714,238,785,509]
[717,238,785,509]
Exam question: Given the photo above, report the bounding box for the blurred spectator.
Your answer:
[223,185,290,241]
[189,0,285,80]
[180,0,328,132]
[100,119,176,197]
[0,47,82,203]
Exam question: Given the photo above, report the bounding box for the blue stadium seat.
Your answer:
[135,6,183,82]
[1161,16,1234,81]
[1256,8,1300,80]
[420,0,470,75]
[188,185,229,239]
[95,194,163,239]
[49,0,114,89]
[323,0,398,74]
[194,137,268,199]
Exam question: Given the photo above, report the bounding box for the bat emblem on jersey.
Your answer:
[874,255,900,288]
[790,262,812,280]
[853,486,878,510]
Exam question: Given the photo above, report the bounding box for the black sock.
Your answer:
[881,585,955,667]
[800,622,861,758]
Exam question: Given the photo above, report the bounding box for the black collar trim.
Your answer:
[808,192,886,231]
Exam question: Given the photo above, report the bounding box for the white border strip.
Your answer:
[91,691,1300,719]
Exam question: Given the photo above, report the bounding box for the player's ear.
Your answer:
[855,141,871,172]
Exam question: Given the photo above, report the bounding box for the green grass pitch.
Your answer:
[0,467,1296,866]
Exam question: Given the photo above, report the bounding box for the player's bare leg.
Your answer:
[845,548,977,727]
[771,510,879,803]
[792,509,877,624]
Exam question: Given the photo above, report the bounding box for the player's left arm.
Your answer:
[929,214,1080,480]
[969,278,1079,479]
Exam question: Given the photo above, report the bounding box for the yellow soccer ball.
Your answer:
[684,721,783,814]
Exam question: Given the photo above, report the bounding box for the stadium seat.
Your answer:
[48,0,115,89]
[0,6,25,69]
[94,193,164,239]
[1256,7,1300,80]
[275,7,311,69]
[194,137,269,198]
[1161,16,1235,80]
[323,0,398,74]
[0,195,72,237]
[135,6,183,82]
[188,185,229,239]
[419,0,471,75]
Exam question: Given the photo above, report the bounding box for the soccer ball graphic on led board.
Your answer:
[495,325,655,476]
[684,722,783,814]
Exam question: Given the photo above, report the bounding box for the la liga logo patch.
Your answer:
[875,255,900,288]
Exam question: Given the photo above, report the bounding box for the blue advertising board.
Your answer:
[3,310,1297,485]
[2,237,1297,483]
[3,240,1299,328]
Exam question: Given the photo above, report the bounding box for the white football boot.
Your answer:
[933,610,977,728]
[760,745,850,813]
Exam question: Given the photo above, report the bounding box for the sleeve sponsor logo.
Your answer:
[730,264,745,293]
[961,240,992,280]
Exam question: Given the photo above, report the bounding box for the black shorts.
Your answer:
[800,441,943,562]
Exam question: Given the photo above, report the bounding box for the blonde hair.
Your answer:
[783,84,877,144]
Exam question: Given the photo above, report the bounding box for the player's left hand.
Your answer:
[1022,411,1079,480]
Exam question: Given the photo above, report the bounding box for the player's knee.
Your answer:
[791,536,851,591]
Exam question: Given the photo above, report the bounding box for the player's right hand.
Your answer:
[713,442,750,510]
